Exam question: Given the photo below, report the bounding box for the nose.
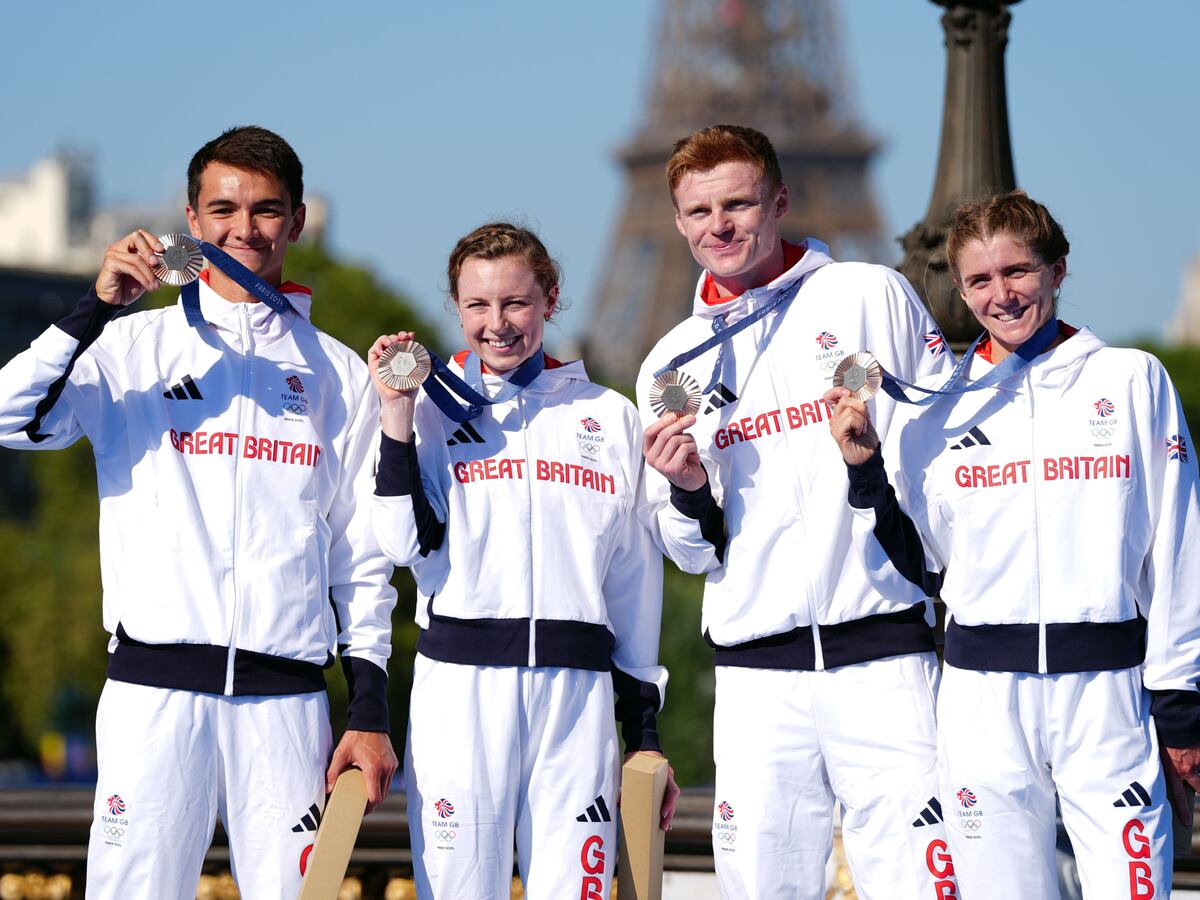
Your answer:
[230,210,256,241]
[711,208,733,236]
[486,305,506,334]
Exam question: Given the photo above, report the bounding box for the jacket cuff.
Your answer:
[612,667,663,754]
[846,448,888,509]
[341,655,390,733]
[1152,689,1200,747]
[376,434,418,496]
[56,288,121,345]
[668,475,715,520]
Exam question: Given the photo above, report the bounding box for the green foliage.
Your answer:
[653,564,714,786]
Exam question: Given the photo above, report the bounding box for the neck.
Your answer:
[710,241,788,298]
[988,317,1062,364]
[206,266,279,304]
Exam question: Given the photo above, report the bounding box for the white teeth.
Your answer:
[487,338,516,348]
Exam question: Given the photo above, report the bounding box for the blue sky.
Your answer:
[2,1,1197,354]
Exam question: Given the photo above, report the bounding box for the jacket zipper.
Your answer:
[518,393,537,667]
[1026,370,1048,674]
[224,303,254,694]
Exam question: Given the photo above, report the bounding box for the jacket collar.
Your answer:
[690,238,834,324]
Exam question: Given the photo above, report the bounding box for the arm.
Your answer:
[635,357,727,573]
[607,448,678,828]
[325,374,400,812]
[825,387,945,598]
[369,332,447,566]
[0,230,162,449]
[1136,363,1200,823]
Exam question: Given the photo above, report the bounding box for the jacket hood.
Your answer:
[449,350,589,397]
[690,238,834,322]
[970,324,1106,393]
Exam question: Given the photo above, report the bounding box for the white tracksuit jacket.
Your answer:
[635,240,953,669]
[0,278,396,730]
[846,325,1200,745]
[373,354,667,750]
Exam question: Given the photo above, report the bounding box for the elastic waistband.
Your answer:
[710,603,934,671]
[418,613,614,670]
[107,624,329,696]
[944,617,1146,674]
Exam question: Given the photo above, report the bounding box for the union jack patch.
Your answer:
[1093,398,1115,417]
[717,801,735,821]
[924,330,946,356]
[580,417,601,434]
[434,798,455,818]
[1167,434,1189,463]
[815,331,838,350]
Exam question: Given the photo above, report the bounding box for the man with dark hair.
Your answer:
[0,125,397,899]
[638,124,957,899]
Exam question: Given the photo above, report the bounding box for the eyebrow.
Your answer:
[204,198,287,210]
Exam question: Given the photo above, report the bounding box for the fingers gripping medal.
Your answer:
[832,352,883,402]
[377,340,432,391]
[152,234,205,286]
[649,370,702,418]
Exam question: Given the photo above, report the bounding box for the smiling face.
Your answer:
[672,160,789,297]
[454,254,557,374]
[955,232,1067,361]
[185,162,305,298]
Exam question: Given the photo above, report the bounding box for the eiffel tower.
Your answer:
[586,0,885,383]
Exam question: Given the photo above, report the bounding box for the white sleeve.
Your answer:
[328,374,399,732]
[606,417,668,752]
[1139,360,1200,747]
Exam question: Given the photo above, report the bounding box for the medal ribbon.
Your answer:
[418,348,546,424]
[178,237,295,327]
[653,277,804,392]
[880,317,1061,405]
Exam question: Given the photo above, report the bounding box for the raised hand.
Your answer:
[95,230,165,307]
[643,413,707,492]
[823,387,881,466]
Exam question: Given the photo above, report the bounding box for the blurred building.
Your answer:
[586,0,885,383]
[1170,250,1200,345]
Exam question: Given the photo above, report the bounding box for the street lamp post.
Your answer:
[899,0,1022,345]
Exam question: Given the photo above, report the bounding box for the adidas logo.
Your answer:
[447,422,486,446]
[576,795,611,824]
[911,797,944,828]
[1113,781,1151,808]
[949,426,991,450]
[290,803,322,833]
[163,375,203,400]
[703,383,738,415]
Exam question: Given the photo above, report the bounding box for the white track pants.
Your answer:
[712,654,956,900]
[405,655,621,900]
[938,665,1171,899]
[85,680,331,900]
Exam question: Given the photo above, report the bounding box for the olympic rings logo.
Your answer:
[1092,427,1114,438]
[817,359,841,372]
[715,832,737,843]
[434,830,456,842]
[103,826,125,837]
[959,820,981,831]
[283,403,307,415]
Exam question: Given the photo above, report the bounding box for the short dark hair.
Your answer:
[946,190,1070,286]
[187,126,303,210]
[666,125,783,200]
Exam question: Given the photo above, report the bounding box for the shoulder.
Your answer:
[639,314,710,378]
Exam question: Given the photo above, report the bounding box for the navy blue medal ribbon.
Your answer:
[653,277,804,393]
[419,347,546,424]
[879,316,1061,405]
[178,238,296,327]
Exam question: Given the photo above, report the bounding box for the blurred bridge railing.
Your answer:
[1,787,1197,898]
